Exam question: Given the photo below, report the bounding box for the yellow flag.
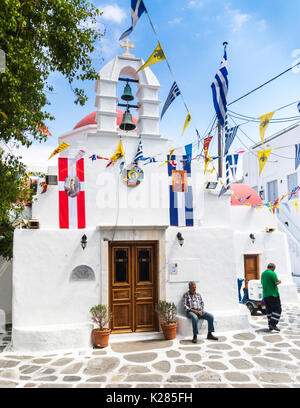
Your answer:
[137,43,166,73]
[182,112,191,136]
[257,149,272,175]
[294,201,298,213]
[110,140,124,161]
[48,142,70,159]
[260,111,275,145]
[204,155,212,174]
[159,149,175,167]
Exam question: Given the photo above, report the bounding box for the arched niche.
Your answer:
[70,265,95,281]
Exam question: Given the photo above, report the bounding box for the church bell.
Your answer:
[121,82,134,101]
[119,109,136,131]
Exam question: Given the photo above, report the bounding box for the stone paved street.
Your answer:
[1,302,300,388]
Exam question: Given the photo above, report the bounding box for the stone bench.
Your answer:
[176,306,250,338]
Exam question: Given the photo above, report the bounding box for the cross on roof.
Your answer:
[120,38,135,58]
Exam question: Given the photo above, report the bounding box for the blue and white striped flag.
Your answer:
[211,43,228,127]
[224,126,239,156]
[226,154,239,181]
[119,0,146,41]
[168,155,194,227]
[161,82,181,119]
[143,157,157,165]
[295,143,300,170]
[133,139,144,163]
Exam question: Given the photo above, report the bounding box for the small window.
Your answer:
[115,249,128,283]
[252,186,258,193]
[138,249,151,282]
[267,180,278,203]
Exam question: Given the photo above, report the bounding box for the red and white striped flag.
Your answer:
[58,158,86,229]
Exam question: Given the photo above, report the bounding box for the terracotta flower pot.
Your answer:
[161,322,177,340]
[92,328,111,348]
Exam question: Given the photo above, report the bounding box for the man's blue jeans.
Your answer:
[187,309,215,335]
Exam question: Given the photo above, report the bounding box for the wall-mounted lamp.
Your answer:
[249,233,255,244]
[285,222,289,227]
[177,232,184,247]
[81,234,87,250]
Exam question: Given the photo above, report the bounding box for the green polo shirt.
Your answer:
[261,269,280,298]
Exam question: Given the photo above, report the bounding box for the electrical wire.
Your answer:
[228,62,300,106]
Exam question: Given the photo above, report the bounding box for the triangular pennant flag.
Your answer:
[260,111,275,145]
[294,200,298,213]
[38,123,52,136]
[182,112,191,136]
[160,149,175,167]
[257,149,272,175]
[204,155,212,174]
[137,42,166,73]
[184,143,193,161]
[133,139,144,163]
[161,82,181,119]
[119,0,146,41]
[224,126,239,156]
[106,140,125,168]
[218,184,229,198]
[48,142,70,159]
[204,136,213,158]
[226,154,239,180]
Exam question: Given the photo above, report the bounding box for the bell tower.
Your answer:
[94,40,161,139]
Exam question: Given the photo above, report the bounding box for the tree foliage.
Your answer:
[0,0,103,259]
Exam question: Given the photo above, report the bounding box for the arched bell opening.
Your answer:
[117,66,140,133]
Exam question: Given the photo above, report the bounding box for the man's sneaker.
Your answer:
[207,333,218,341]
[192,335,197,344]
[269,325,280,332]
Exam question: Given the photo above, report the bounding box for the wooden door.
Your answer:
[244,255,259,288]
[109,242,158,333]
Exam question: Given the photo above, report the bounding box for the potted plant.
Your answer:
[155,300,177,340]
[90,304,112,348]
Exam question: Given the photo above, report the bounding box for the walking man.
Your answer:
[261,263,282,332]
[183,281,218,343]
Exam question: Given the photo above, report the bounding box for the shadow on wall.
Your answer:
[0,259,12,324]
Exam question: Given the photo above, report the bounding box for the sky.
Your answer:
[16,0,300,170]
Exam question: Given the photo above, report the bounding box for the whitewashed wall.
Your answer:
[12,229,100,351]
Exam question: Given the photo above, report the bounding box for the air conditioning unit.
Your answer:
[266,227,276,233]
[46,175,58,185]
[205,181,218,190]
[28,219,40,229]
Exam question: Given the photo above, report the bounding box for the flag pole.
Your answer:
[218,121,222,178]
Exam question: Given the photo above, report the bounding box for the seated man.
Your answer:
[183,281,218,343]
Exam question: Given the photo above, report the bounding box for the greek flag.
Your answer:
[224,126,239,156]
[211,44,228,127]
[226,154,239,181]
[161,82,181,119]
[168,155,194,227]
[295,143,300,170]
[119,0,146,41]
[133,139,144,163]
[143,157,157,165]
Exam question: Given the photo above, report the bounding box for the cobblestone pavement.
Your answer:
[1,303,300,388]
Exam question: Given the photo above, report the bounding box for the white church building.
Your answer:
[10,43,298,351]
